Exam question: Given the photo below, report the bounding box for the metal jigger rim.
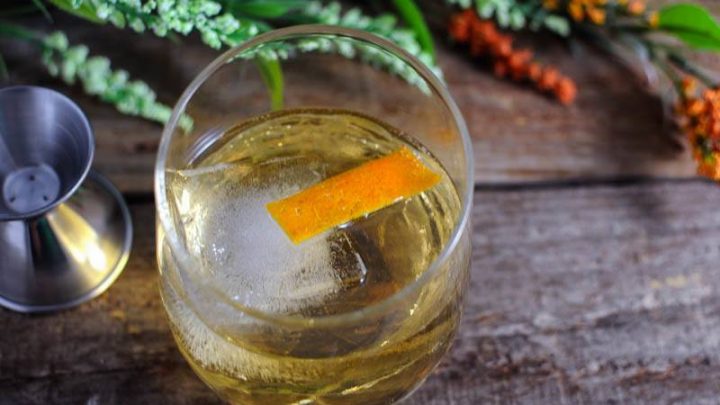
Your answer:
[0,85,95,222]
[0,86,132,312]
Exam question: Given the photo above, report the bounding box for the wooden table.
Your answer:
[2,5,720,404]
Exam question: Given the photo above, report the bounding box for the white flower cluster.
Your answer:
[302,1,442,80]
[62,0,261,48]
[41,31,192,129]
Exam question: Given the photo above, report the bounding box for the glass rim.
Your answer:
[155,24,474,328]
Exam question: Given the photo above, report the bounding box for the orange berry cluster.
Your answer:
[448,10,577,105]
[677,78,720,180]
[544,0,647,25]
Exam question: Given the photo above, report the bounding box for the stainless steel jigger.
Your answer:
[0,86,132,312]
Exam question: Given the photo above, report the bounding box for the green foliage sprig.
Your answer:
[302,1,442,78]
[0,0,439,126]
[299,1,442,81]
[446,0,570,35]
[49,0,262,48]
[0,21,191,130]
[43,30,193,130]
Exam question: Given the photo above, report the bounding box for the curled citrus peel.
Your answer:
[267,147,441,244]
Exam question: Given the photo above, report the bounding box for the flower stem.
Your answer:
[653,54,684,97]
[393,0,436,63]
[641,40,685,98]
[667,53,718,88]
[0,54,8,81]
[0,21,43,45]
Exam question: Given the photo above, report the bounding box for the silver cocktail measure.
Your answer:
[0,86,132,312]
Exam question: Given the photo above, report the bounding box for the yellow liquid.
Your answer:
[159,109,467,404]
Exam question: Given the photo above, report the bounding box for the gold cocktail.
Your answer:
[156,26,473,404]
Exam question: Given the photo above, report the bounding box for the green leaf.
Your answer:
[543,15,570,36]
[497,8,510,27]
[509,8,525,30]
[659,3,720,51]
[255,57,284,110]
[392,0,435,63]
[0,21,42,43]
[477,1,494,19]
[229,0,306,18]
[48,0,105,24]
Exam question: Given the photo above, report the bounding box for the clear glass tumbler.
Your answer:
[155,25,473,404]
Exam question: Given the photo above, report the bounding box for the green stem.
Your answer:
[638,36,714,98]
[0,21,43,45]
[255,57,284,110]
[606,23,650,33]
[667,52,718,88]
[392,0,435,63]
[651,50,685,97]
[30,0,53,22]
[0,53,7,81]
[636,40,685,56]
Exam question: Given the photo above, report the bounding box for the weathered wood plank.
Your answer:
[419,179,720,404]
[3,5,719,192]
[2,180,720,403]
[0,203,220,405]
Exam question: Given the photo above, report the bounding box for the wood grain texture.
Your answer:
[418,179,720,404]
[2,3,720,404]
[2,3,719,192]
[2,180,720,403]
